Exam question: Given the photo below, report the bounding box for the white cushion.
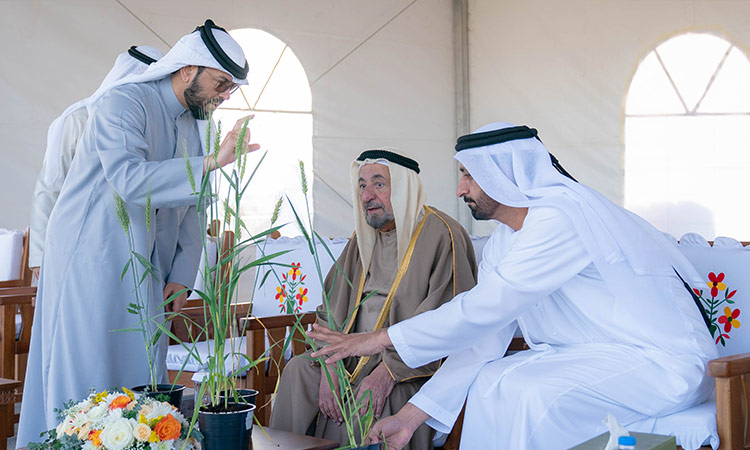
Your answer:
[677,234,750,356]
[629,396,718,450]
[0,229,24,282]
[251,236,348,318]
[470,235,490,266]
[187,239,218,300]
[166,336,246,375]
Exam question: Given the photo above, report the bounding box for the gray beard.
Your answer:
[366,212,394,229]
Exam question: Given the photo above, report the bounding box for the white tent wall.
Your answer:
[467,0,750,236]
[5,0,750,237]
[0,0,458,240]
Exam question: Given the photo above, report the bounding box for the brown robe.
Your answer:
[270,207,477,449]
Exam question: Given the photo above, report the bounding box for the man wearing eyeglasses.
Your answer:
[17,20,257,446]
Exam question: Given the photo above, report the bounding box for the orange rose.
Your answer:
[109,395,131,410]
[154,414,181,441]
[89,429,103,446]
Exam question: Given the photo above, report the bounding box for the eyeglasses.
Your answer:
[203,69,240,94]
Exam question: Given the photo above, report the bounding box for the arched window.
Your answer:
[213,28,313,237]
[624,32,750,239]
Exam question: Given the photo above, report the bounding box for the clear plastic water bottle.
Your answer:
[618,435,636,449]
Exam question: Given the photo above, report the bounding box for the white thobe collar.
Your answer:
[158,76,188,121]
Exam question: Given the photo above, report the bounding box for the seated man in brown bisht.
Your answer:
[270,149,478,449]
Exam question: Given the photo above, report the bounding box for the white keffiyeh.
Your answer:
[41,46,164,185]
[455,121,702,285]
[85,23,248,111]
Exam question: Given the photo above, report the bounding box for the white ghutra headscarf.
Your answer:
[85,19,249,112]
[41,45,164,185]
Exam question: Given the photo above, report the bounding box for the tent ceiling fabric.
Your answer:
[1,0,457,239]
[6,1,750,237]
[466,0,750,237]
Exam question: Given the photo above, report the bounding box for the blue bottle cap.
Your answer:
[618,435,636,445]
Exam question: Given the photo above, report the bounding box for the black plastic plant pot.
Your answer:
[131,384,186,409]
[198,402,256,450]
[218,388,258,406]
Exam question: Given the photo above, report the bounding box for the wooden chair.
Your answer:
[0,229,35,436]
[240,312,317,425]
[168,301,252,388]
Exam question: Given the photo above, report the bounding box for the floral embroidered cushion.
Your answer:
[252,236,348,317]
[677,233,747,357]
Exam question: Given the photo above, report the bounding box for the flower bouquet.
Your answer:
[29,388,199,450]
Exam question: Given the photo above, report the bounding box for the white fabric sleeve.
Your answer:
[408,323,516,433]
[388,206,592,368]
[91,91,204,208]
[28,111,87,267]
[166,207,203,289]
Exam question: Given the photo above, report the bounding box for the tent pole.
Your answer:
[453,0,472,233]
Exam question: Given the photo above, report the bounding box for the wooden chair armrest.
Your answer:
[707,353,750,450]
[0,286,36,297]
[183,299,204,309]
[239,313,316,331]
[708,353,750,378]
[0,286,36,308]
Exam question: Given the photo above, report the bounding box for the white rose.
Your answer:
[87,403,108,422]
[100,418,135,450]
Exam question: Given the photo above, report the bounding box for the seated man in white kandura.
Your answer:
[270,149,478,450]
[310,122,717,450]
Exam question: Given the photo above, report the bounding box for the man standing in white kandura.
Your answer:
[310,122,716,450]
[18,20,258,447]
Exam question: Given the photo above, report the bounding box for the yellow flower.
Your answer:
[148,416,163,428]
[133,423,152,442]
[122,387,136,401]
[89,429,102,446]
[148,430,160,443]
[92,390,108,404]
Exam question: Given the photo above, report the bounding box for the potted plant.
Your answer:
[168,117,287,450]
[113,193,187,408]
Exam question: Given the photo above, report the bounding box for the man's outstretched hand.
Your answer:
[309,324,392,364]
[203,115,260,174]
